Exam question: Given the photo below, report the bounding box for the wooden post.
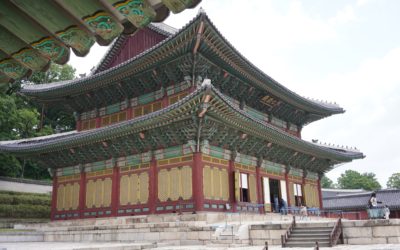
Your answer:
[228,158,236,212]
[50,173,58,220]
[255,166,263,214]
[111,164,120,216]
[285,170,291,208]
[192,152,204,212]
[78,167,86,219]
[39,104,45,131]
[95,117,101,128]
[317,175,323,210]
[149,155,157,213]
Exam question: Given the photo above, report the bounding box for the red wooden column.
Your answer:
[192,152,204,212]
[95,117,101,128]
[50,171,58,221]
[162,92,169,108]
[149,156,158,214]
[127,107,133,120]
[317,175,323,210]
[78,167,86,219]
[111,165,120,216]
[228,158,236,212]
[302,173,306,206]
[285,168,291,207]
[255,166,263,214]
[76,120,82,131]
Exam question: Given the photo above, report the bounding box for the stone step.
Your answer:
[285,241,331,248]
[288,237,329,242]
[292,229,332,234]
[289,232,329,237]
[218,235,237,240]
[290,235,330,240]
[293,227,333,231]
[294,222,335,228]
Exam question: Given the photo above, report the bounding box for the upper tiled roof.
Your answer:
[323,189,400,210]
[20,11,345,124]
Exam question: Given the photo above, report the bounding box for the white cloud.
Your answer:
[329,5,357,25]
[357,0,374,7]
[302,47,400,186]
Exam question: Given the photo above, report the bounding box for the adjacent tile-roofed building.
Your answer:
[323,189,400,219]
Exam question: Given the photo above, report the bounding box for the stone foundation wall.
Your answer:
[249,223,290,245]
[342,219,400,244]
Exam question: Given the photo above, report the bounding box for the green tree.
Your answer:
[321,175,335,188]
[387,173,400,189]
[337,170,381,191]
[28,64,76,84]
[0,63,76,179]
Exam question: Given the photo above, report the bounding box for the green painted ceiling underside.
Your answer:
[0,0,201,83]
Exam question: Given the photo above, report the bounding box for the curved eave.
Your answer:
[20,12,343,119]
[1,84,364,165]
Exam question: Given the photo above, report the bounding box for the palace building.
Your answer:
[0,12,364,220]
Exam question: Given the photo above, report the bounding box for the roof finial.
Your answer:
[198,7,205,14]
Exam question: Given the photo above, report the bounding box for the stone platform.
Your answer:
[1,213,400,248]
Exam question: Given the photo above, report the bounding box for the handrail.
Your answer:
[281,215,296,247]
[329,217,342,247]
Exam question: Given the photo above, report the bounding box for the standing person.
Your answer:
[384,205,390,219]
[368,193,378,208]
[279,198,288,215]
[300,205,308,220]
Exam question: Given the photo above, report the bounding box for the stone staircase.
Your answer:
[284,222,336,248]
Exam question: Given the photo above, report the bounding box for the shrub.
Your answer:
[0,204,50,218]
[0,194,14,204]
[0,191,51,218]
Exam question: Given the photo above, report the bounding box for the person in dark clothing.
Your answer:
[279,197,288,215]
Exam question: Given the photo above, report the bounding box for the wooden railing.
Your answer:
[281,215,296,247]
[329,217,343,247]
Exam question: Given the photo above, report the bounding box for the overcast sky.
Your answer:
[69,0,400,187]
